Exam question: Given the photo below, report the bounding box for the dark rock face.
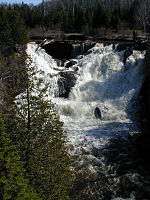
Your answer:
[71,42,95,58]
[43,41,73,60]
[57,71,77,98]
[137,47,150,163]
[123,48,133,65]
[134,41,148,51]
[116,43,133,51]
[65,60,77,68]
[94,107,102,119]
[43,40,95,60]
[73,66,79,72]
[42,40,95,98]
[65,33,86,41]
[116,42,147,52]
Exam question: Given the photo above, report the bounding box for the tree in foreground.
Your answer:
[0,114,41,200]
[14,61,73,200]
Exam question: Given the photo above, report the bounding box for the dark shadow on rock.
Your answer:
[91,136,150,200]
[65,60,77,68]
[116,42,147,52]
[43,41,73,60]
[57,71,77,98]
[43,40,96,60]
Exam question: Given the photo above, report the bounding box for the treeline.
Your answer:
[0,5,27,55]
[0,0,150,34]
[0,4,73,200]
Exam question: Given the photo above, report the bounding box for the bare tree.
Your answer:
[134,0,150,33]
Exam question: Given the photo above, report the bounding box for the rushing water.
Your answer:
[27,42,145,152]
[27,42,146,199]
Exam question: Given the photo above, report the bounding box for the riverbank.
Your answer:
[29,28,147,43]
[28,28,148,62]
[136,42,150,165]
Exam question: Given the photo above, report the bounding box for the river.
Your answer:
[26,42,146,199]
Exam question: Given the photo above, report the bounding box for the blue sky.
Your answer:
[0,0,42,5]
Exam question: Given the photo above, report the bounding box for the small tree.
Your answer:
[0,114,41,200]
[14,60,73,199]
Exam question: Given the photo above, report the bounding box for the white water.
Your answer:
[26,42,145,156]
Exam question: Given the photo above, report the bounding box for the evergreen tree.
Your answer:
[14,62,73,200]
[0,114,41,200]
[0,7,27,54]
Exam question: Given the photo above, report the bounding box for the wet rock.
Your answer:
[116,42,147,52]
[43,40,96,60]
[57,71,77,98]
[55,59,62,67]
[70,168,112,200]
[116,43,133,52]
[94,107,102,119]
[65,33,86,41]
[137,47,150,163]
[72,41,95,58]
[65,60,77,68]
[43,41,73,60]
[77,55,83,59]
[72,66,79,72]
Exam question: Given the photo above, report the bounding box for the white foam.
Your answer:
[26,42,145,154]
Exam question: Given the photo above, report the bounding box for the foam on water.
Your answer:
[26,43,60,97]
[26,42,145,154]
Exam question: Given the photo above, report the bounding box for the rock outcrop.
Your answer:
[65,60,77,69]
[43,41,73,60]
[42,40,95,60]
[137,43,150,162]
[116,41,147,52]
[57,71,77,98]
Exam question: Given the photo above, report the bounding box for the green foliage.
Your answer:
[0,1,143,35]
[0,115,41,200]
[13,65,73,200]
[27,101,72,200]
[0,5,28,54]
[0,53,28,97]
[0,4,73,200]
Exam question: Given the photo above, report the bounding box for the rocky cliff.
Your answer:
[137,43,150,163]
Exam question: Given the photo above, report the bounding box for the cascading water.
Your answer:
[27,42,145,152]
[26,43,60,97]
[27,42,146,199]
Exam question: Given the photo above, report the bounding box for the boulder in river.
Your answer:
[58,71,77,98]
[72,66,79,72]
[65,60,77,68]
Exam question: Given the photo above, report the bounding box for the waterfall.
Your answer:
[26,41,148,200]
[26,42,60,97]
[27,42,145,153]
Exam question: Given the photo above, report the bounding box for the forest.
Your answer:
[0,0,150,34]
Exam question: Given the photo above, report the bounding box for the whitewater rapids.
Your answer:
[26,42,145,156]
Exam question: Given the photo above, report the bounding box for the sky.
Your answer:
[0,0,42,5]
